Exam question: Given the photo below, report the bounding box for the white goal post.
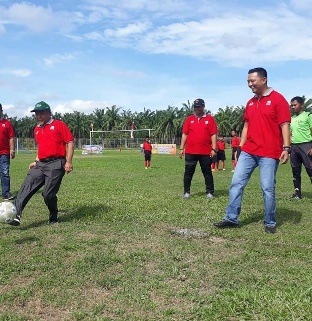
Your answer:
[89,129,154,153]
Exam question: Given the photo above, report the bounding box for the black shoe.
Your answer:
[213,220,238,228]
[8,215,21,226]
[264,225,276,234]
[49,221,59,225]
[291,189,301,200]
[3,193,16,201]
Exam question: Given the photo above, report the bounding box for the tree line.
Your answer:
[7,97,312,142]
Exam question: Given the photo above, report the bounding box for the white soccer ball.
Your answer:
[0,201,17,224]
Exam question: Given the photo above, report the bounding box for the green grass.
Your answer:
[1,150,312,320]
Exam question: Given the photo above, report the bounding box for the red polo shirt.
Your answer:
[34,119,74,159]
[143,141,152,151]
[242,89,291,159]
[217,141,226,151]
[183,114,218,155]
[0,118,15,155]
[231,136,240,148]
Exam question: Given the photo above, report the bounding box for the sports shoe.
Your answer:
[291,188,301,200]
[231,170,235,173]
[145,167,148,169]
[264,225,276,234]
[223,168,226,171]
[206,193,214,199]
[213,220,238,228]
[183,192,190,199]
[3,193,16,201]
[8,215,21,226]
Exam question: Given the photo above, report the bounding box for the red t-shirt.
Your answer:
[34,119,74,159]
[242,89,291,159]
[183,114,218,154]
[217,141,226,151]
[231,136,240,148]
[0,118,15,155]
[143,142,152,152]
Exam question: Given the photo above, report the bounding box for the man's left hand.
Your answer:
[279,151,289,164]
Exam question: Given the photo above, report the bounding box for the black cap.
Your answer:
[193,98,205,107]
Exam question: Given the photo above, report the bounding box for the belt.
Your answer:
[39,157,65,163]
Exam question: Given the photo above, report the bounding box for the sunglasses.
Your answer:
[194,105,203,108]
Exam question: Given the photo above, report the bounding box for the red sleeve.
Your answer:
[209,116,218,135]
[7,121,15,138]
[182,116,191,134]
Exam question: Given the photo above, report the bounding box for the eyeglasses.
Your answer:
[194,105,203,108]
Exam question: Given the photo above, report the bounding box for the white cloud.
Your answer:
[0,68,31,77]
[43,53,76,67]
[3,2,78,33]
[104,21,150,37]
[100,6,312,66]
[53,99,110,115]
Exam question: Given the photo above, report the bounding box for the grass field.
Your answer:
[1,150,312,321]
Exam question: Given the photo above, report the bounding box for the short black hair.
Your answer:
[248,67,267,78]
[0,103,2,109]
[291,96,304,104]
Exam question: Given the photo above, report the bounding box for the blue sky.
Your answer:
[1,0,312,118]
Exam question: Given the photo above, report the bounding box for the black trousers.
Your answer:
[183,153,214,194]
[14,158,66,222]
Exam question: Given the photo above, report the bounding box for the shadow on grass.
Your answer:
[20,204,111,229]
[14,236,40,244]
[190,189,229,198]
[239,208,302,227]
[276,207,302,226]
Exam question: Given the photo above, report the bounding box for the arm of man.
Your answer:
[179,133,187,159]
[65,141,74,173]
[279,122,291,164]
[9,137,15,159]
[210,133,217,157]
[235,122,248,160]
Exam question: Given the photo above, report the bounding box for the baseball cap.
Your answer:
[31,101,51,112]
[193,98,205,107]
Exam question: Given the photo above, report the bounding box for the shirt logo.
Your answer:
[35,130,39,135]
[2,124,5,127]
[266,100,272,105]
[249,102,254,106]
[205,121,209,124]
[190,120,194,123]
[50,126,55,130]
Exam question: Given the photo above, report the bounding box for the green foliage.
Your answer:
[1,150,312,320]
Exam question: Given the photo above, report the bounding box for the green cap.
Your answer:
[31,101,51,112]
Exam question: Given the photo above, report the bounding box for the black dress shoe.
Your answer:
[264,225,276,234]
[213,220,238,228]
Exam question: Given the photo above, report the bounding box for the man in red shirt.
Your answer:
[214,68,291,233]
[230,130,240,172]
[179,98,218,199]
[0,103,15,200]
[143,136,152,169]
[10,101,74,226]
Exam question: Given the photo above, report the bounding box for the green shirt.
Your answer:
[290,111,312,143]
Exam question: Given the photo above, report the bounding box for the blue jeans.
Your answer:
[0,154,10,197]
[224,151,279,227]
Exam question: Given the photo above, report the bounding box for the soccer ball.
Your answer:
[0,201,17,224]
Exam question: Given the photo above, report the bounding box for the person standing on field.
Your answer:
[0,103,16,201]
[289,96,312,200]
[230,130,240,172]
[143,136,152,169]
[216,134,226,171]
[9,101,74,226]
[214,67,291,233]
[179,98,218,199]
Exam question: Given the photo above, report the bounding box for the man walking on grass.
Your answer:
[214,68,291,233]
[289,96,312,200]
